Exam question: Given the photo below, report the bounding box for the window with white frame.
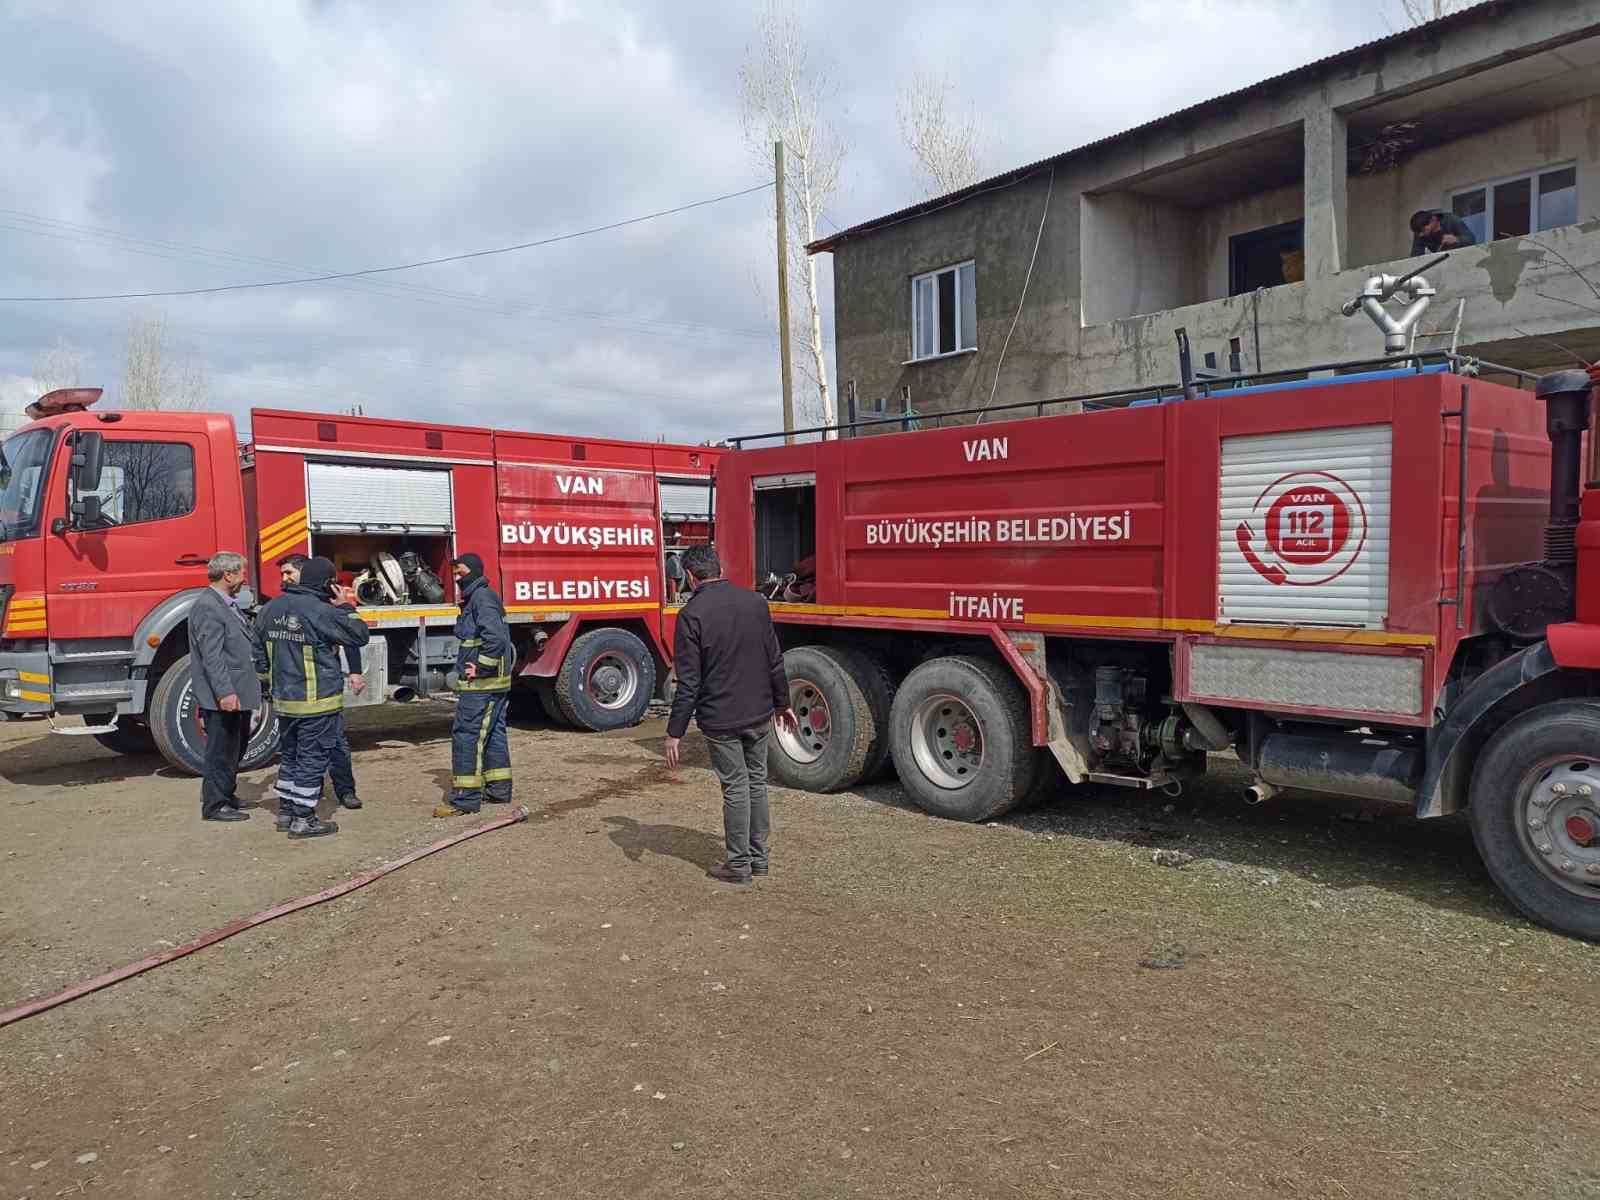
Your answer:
[910,261,976,360]
[1451,164,1578,244]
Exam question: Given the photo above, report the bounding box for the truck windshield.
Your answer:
[0,427,54,542]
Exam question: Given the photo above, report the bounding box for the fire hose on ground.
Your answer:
[0,805,531,1030]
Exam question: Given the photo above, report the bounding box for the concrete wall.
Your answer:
[1080,192,1199,324]
[1347,97,1600,269]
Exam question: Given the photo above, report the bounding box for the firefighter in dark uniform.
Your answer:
[253,557,372,838]
[438,552,513,817]
[280,553,364,811]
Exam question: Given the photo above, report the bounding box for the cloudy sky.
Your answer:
[0,0,1409,444]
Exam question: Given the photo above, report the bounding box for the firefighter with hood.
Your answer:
[439,552,513,817]
[253,556,371,838]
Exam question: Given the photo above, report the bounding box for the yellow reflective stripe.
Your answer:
[258,507,308,541]
[460,638,482,647]
[276,695,344,716]
[475,655,500,667]
[258,523,308,563]
[455,676,511,692]
[303,644,318,702]
[483,767,513,783]
[473,699,495,782]
[18,689,50,703]
[452,773,484,788]
[17,671,48,684]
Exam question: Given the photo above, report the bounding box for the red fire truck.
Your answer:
[0,392,716,775]
[719,347,1600,940]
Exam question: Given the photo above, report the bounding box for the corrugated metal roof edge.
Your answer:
[807,0,1513,254]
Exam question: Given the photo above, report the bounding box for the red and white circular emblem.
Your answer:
[1235,470,1369,587]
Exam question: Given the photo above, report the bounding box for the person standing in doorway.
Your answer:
[190,551,260,823]
[438,552,513,817]
[663,545,797,884]
[278,553,364,812]
[253,556,370,838]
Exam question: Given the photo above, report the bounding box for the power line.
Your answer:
[0,181,773,303]
[0,208,776,341]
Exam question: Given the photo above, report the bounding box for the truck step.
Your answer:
[51,685,134,702]
[49,718,118,736]
[1085,771,1164,790]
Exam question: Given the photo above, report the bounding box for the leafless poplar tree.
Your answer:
[119,315,209,412]
[32,338,86,394]
[739,0,844,429]
[897,70,984,197]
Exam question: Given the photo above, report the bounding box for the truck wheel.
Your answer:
[889,655,1037,822]
[828,645,897,781]
[1469,701,1600,940]
[88,714,158,756]
[554,627,656,732]
[767,645,878,793]
[149,654,281,777]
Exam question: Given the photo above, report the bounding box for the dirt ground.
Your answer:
[2,701,1599,1200]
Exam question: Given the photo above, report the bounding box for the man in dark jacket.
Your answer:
[252,557,371,838]
[438,552,513,817]
[1409,209,1477,256]
[279,553,365,810]
[664,545,797,884]
[190,551,260,823]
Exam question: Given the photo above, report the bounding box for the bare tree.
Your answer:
[898,70,984,197]
[118,315,209,412]
[739,0,844,430]
[32,338,86,394]
[1395,0,1471,24]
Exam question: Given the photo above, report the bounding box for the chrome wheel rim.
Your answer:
[587,652,640,711]
[776,678,829,764]
[1517,755,1600,897]
[909,692,984,791]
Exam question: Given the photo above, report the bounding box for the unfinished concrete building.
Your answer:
[810,0,1600,426]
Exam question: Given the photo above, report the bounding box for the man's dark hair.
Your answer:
[277,553,309,569]
[680,544,721,583]
[1409,210,1437,234]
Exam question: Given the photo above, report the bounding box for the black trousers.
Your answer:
[200,708,250,817]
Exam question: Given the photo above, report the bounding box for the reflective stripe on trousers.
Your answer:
[451,691,511,810]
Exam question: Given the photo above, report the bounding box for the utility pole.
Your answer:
[774,139,795,445]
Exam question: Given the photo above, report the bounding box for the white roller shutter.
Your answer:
[1218,424,1392,628]
[306,463,454,534]
[659,478,713,519]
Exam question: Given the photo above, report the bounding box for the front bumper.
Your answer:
[0,649,53,716]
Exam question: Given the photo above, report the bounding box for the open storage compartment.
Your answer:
[305,461,455,607]
[753,472,815,602]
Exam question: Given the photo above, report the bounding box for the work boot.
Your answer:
[750,862,769,877]
[433,803,473,818]
[338,793,363,810]
[203,806,250,822]
[706,861,752,885]
[287,814,339,839]
[483,787,512,805]
[275,806,294,832]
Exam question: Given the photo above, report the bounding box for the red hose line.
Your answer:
[0,805,530,1030]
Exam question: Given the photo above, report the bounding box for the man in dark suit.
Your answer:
[190,551,261,822]
[664,545,797,884]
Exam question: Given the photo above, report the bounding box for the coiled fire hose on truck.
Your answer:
[0,805,530,1029]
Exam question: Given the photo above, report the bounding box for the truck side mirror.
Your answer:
[70,430,105,493]
[70,494,103,528]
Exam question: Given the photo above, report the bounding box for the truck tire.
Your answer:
[828,645,897,781]
[88,714,158,756]
[889,655,1037,822]
[769,645,878,793]
[1469,701,1600,941]
[148,654,281,777]
[553,627,656,732]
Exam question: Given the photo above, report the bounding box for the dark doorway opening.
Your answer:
[1229,220,1305,296]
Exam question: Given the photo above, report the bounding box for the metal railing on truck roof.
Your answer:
[725,350,1539,448]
